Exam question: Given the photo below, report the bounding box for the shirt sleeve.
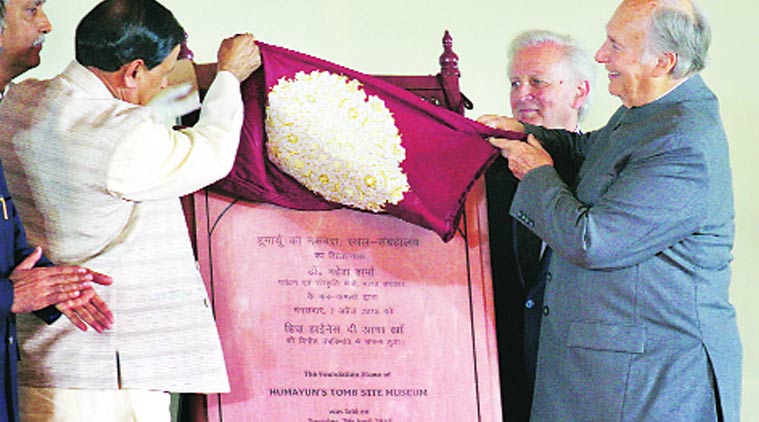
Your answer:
[106,71,244,201]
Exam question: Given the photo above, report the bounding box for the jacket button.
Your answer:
[525,299,535,309]
[7,335,14,345]
[542,306,550,316]
[546,272,552,282]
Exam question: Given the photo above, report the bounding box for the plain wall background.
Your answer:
[22,0,757,418]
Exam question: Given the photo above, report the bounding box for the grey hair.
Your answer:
[508,29,596,121]
[647,0,711,78]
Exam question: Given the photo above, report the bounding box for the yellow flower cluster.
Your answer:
[266,70,410,212]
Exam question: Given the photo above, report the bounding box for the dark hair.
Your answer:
[75,0,185,72]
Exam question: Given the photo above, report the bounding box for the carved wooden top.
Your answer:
[439,30,461,77]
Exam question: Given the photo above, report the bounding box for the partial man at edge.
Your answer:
[0,1,115,421]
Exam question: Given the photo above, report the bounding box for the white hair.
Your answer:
[647,0,711,78]
[508,29,596,121]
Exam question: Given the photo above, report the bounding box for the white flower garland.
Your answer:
[266,70,409,212]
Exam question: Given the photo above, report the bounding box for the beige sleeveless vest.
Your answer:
[0,62,231,392]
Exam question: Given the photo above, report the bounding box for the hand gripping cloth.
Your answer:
[212,42,523,242]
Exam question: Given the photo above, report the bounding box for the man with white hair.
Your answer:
[481,0,741,420]
[486,29,594,421]
[507,30,593,131]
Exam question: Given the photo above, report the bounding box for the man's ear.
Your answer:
[653,51,677,77]
[122,59,145,89]
[572,79,590,110]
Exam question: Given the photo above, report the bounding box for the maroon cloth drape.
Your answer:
[212,42,522,242]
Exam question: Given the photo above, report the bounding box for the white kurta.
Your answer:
[0,61,244,392]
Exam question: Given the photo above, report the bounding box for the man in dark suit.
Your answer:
[485,29,594,421]
[483,0,741,420]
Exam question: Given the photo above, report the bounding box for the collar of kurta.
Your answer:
[212,42,522,242]
[59,61,117,100]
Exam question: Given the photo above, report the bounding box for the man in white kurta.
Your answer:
[0,0,260,420]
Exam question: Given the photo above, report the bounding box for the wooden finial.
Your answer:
[439,30,460,77]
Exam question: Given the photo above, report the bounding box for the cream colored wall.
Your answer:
[26,0,758,418]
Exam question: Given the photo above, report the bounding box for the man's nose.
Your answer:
[39,11,52,34]
[517,84,534,100]
[595,42,609,63]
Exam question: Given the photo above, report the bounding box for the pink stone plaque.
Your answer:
[194,179,501,422]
